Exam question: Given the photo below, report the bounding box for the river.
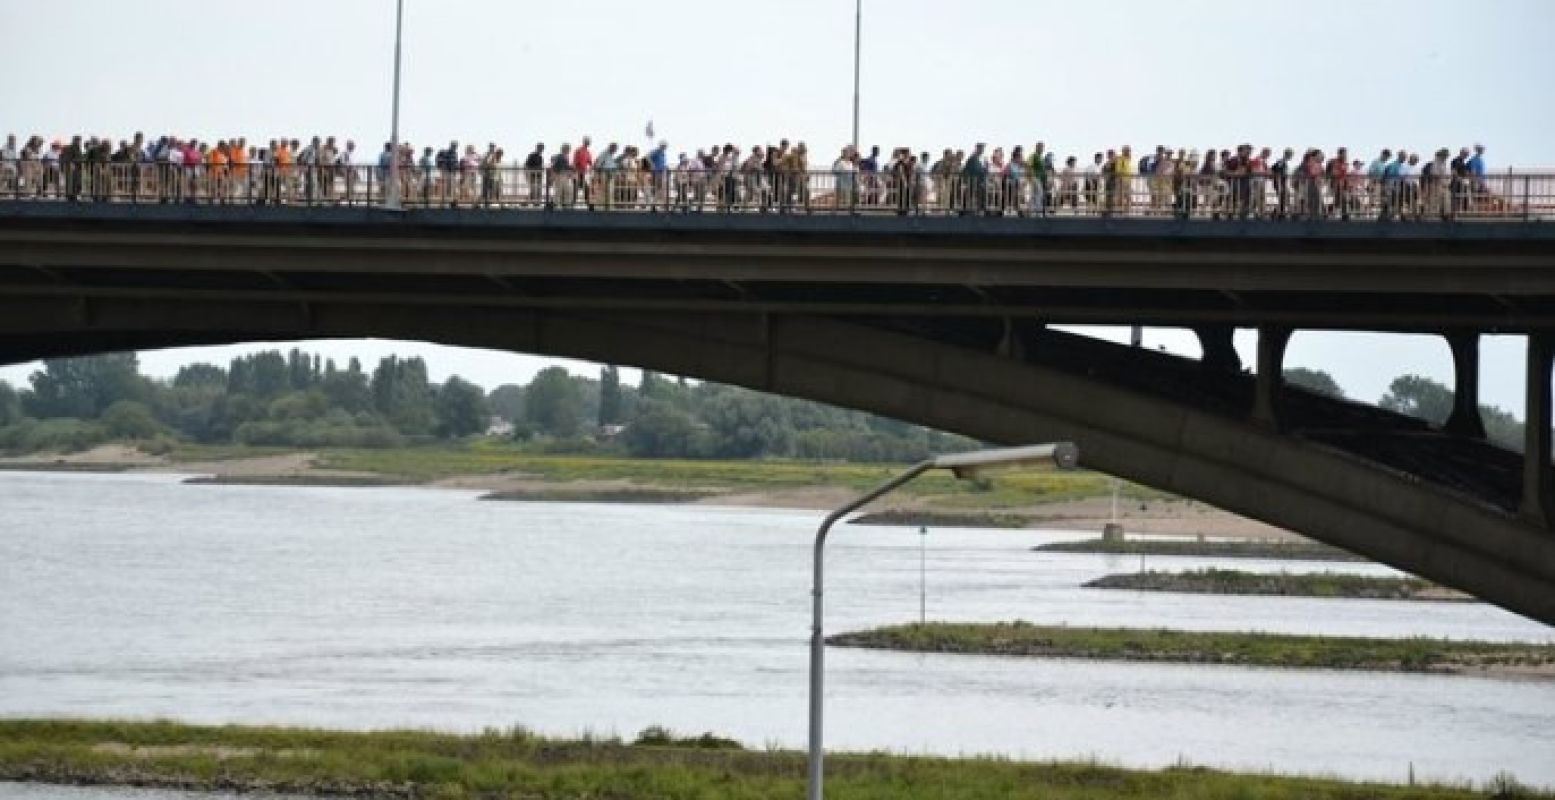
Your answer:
[1,471,1553,793]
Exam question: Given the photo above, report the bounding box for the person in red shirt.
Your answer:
[573,136,594,209]
[1250,147,1270,218]
[1325,147,1351,220]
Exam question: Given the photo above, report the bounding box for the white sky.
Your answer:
[2,0,1550,413]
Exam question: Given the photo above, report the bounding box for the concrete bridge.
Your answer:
[2,201,1554,623]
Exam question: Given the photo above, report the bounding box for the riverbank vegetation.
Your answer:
[0,720,1540,799]
[1036,537,1365,561]
[829,623,1555,676]
[0,352,1527,467]
[0,350,984,462]
[1086,569,1472,601]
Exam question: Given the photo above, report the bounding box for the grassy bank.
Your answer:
[189,440,1139,507]
[0,719,1538,799]
[1036,537,1365,561]
[829,623,1555,676]
[1086,569,1472,602]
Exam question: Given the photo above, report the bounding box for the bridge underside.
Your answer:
[1,205,1553,623]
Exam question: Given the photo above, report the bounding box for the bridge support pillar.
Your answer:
[1521,331,1555,528]
[1443,331,1487,439]
[1253,326,1292,429]
[1194,325,1241,373]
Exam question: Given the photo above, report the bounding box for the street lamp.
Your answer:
[806,442,1079,800]
[851,0,862,153]
[383,0,405,210]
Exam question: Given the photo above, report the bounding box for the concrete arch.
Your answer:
[4,296,1553,624]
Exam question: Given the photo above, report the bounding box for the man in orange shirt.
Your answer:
[229,138,249,201]
[274,140,293,203]
[207,141,229,201]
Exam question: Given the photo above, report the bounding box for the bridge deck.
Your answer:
[2,201,1552,333]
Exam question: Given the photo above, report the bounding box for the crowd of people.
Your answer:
[0,130,1512,221]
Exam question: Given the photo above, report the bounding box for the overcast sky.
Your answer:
[2,0,1550,413]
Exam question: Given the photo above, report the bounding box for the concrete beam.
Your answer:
[1253,326,1293,429]
[1443,331,1488,440]
[1194,325,1242,374]
[1521,332,1555,527]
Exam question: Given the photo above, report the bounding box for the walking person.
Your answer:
[524,143,545,206]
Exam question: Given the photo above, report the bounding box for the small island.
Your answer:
[1035,536,1365,562]
[829,622,1555,677]
[1085,569,1473,602]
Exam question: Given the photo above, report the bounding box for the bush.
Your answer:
[0,418,110,454]
[101,400,164,440]
[234,419,402,448]
[632,726,743,751]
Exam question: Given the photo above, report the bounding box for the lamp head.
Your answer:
[932,442,1079,480]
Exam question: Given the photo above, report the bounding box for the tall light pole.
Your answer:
[384,0,405,210]
[851,0,861,152]
[918,525,927,625]
[807,442,1079,800]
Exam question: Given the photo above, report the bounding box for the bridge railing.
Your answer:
[0,159,1549,221]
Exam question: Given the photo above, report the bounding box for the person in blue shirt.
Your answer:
[1466,144,1488,209]
[648,141,668,210]
[1381,150,1406,220]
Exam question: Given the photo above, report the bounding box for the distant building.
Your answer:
[485,417,515,438]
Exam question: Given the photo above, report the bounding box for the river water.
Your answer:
[2,471,1553,792]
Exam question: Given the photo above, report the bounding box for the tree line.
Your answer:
[0,350,980,462]
[0,352,1531,458]
[1284,367,1525,449]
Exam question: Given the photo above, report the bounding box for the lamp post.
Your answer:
[851,0,861,152]
[807,442,1079,800]
[918,525,927,626]
[384,0,405,210]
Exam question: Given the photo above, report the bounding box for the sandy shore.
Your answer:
[1,445,1303,541]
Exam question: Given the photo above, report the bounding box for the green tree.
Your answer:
[436,377,490,438]
[0,381,22,425]
[371,356,435,435]
[488,384,524,422]
[598,366,623,426]
[287,348,316,391]
[173,363,227,389]
[320,368,374,414]
[639,370,665,399]
[1483,406,1526,451]
[101,400,163,439]
[25,353,149,419]
[1284,367,1345,399]
[701,392,793,457]
[524,366,584,438]
[155,383,225,442]
[1379,375,1455,424]
[622,401,703,457]
[1379,373,1528,450]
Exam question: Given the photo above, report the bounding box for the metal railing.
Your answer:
[1,159,1550,222]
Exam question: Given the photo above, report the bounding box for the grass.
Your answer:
[312,440,1144,505]
[1086,569,1471,601]
[1036,537,1366,561]
[829,622,1555,675]
[0,719,1539,799]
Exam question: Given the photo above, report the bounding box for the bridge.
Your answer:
[2,198,1554,624]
